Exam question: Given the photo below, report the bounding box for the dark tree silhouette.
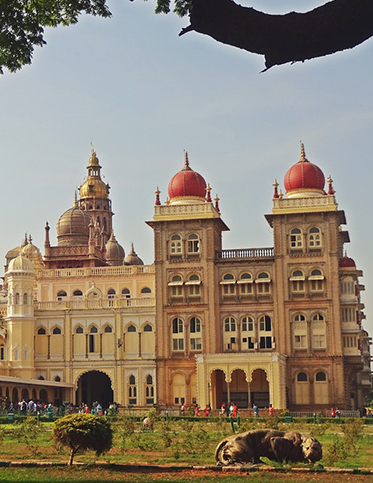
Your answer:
[1,0,372,72]
[180,0,373,69]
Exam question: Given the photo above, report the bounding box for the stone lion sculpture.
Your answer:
[215,429,322,465]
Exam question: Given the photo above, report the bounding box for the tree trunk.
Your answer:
[181,0,373,69]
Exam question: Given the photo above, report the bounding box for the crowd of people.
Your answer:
[6,399,120,416]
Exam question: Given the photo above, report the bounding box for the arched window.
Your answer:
[238,272,253,295]
[144,324,153,332]
[187,234,199,254]
[221,273,236,296]
[309,227,322,249]
[52,327,61,335]
[190,317,202,351]
[89,326,98,353]
[241,316,254,349]
[145,375,154,405]
[75,326,84,334]
[224,317,237,351]
[293,314,307,349]
[141,287,151,294]
[256,272,271,294]
[55,376,61,382]
[57,290,67,299]
[0,345,5,361]
[128,325,136,333]
[315,371,328,404]
[73,290,83,296]
[107,288,116,306]
[309,269,324,292]
[170,234,182,255]
[312,313,326,349]
[15,293,20,304]
[295,372,310,404]
[224,317,236,332]
[122,288,131,299]
[23,292,28,305]
[290,228,303,249]
[172,318,184,351]
[104,325,113,333]
[186,274,201,297]
[169,275,183,297]
[259,315,273,349]
[38,327,46,335]
[129,375,137,405]
[290,270,305,292]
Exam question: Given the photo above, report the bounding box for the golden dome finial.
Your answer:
[183,151,190,170]
[73,191,78,208]
[300,142,306,161]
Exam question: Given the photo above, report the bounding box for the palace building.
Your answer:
[0,146,370,412]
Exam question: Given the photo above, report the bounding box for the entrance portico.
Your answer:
[196,352,287,410]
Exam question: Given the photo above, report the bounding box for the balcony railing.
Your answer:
[35,297,155,311]
[216,247,274,260]
[37,265,155,279]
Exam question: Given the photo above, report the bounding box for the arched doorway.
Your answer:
[211,369,226,409]
[76,371,113,409]
[250,369,269,408]
[230,369,248,408]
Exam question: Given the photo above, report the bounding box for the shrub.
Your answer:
[53,413,113,465]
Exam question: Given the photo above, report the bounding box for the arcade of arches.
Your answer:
[195,354,287,410]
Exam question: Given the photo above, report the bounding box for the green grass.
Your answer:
[1,417,373,469]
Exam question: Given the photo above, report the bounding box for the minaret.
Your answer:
[5,254,35,377]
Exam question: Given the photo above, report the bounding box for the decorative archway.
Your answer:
[250,368,269,408]
[76,370,113,409]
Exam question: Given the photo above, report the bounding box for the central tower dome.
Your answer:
[284,144,325,198]
[168,153,207,204]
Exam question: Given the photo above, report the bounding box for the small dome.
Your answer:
[21,235,44,269]
[80,178,109,199]
[124,243,144,266]
[284,144,325,198]
[105,233,125,266]
[339,256,356,268]
[79,151,109,199]
[56,199,91,247]
[168,153,207,204]
[8,253,33,273]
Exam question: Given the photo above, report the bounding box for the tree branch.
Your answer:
[181,0,373,69]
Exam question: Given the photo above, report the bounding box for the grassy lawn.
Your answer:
[1,416,373,472]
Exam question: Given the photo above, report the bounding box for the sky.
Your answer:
[1,0,373,333]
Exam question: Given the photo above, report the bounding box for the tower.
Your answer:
[147,153,228,406]
[5,254,36,378]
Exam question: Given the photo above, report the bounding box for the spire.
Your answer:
[28,234,32,244]
[327,175,335,195]
[206,184,212,202]
[183,151,190,170]
[44,222,50,250]
[21,233,28,248]
[155,187,161,206]
[273,179,279,199]
[73,191,78,208]
[300,142,306,161]
[214,194,220,213]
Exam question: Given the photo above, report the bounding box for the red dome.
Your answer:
[339,257,356,268]
[284,144,325,194]
[168,153,207,202]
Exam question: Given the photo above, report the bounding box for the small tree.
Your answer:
[53,413,113,465]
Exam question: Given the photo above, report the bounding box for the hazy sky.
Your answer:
[1,1,373,333]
